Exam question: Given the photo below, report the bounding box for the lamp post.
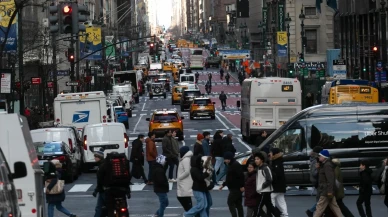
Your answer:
[285,13,292,66]
[299,6,306,109]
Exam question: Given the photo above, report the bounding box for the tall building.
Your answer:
[146,0,158,35]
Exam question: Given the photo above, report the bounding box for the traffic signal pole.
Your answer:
[76,35,80,92]
[18,7,24,115]
[70,35,75,93]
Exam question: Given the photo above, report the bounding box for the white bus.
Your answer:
[189,48,204,69]
[240,77,302,141]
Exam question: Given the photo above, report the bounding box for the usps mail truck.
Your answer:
[54,91,108,132]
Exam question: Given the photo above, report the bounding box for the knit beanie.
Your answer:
[223,151,234,160]
[180,146,190,158]
[197,133,204,140]
[319,150,330,158]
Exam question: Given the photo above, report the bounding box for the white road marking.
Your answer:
[169,182,173,190]
[133,114,145,133]
[141,103,146,111]
[68,184,93,192]
[130,183,146,191]
[181,141,186,146]
[215,114,235,135]
[237,137,252,151]
[132,114,137,117]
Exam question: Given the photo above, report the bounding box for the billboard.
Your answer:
[79,27,102,60]
[277,32,287,57]
[0,0,17,52]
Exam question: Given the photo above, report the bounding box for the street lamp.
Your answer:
[285,12,292,66]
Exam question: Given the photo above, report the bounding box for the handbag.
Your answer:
[45,179,65,194]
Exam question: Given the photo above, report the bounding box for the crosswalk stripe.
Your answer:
[130,183,146,191]
[169,182,173,191]
[68,184,93,192]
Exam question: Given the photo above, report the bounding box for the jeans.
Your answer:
[184,191,208,217]
[155,193,169,217]
[204,191,213,216]
[214,157,226,182]
[357,193,372,217]
[227,190,244,217]
[94,192,106,217]
[48,202,72,217]
[147,160,156,182]
[271,193,288,217]
[164,157,179,179]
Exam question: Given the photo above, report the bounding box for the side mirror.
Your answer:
[146,118,150,121]
[181,117,185,120]
[12,162,27,179]
[213,102,216,104]
[237,100,241,108]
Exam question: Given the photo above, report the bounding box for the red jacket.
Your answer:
[244,171,260,207]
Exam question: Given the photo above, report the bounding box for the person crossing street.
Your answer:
[219,91,227,111]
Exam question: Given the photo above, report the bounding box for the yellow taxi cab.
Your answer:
[163,62,173,72]
[189,97,215,120]
[172,85,188,105]
[146,109,184,140]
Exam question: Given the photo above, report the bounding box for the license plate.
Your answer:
[199,106,205,109]
[163,123,170,126]
[39,160,47,166]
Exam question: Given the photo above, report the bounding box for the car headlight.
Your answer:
[236,156,249,165]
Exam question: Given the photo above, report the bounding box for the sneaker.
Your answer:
[305,210,313,217]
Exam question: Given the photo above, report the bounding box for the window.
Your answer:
[310,123,359,149]
[153,114,179,122]
[194,99,211,105]
[175,87,186,93]
[305,29,318,54]
[184,91,201,97]
[359,120,388,148]
[305,7,317,16]
[272,129,305,154]
[181,76,195,82]
[35,142,63,153]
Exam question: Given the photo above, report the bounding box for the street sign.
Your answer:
[0,73,11,93]
[31,77,42,85]
[66,81,79,86]
[333,59,346,79]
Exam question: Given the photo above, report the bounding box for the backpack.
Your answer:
[105,153,131,186]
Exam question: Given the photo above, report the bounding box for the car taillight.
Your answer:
[54,156,66,162]
[83,135,87,150]
[120,207,127,212]
[179,120,182,123]
[68,138,73,152]
[56,118,60,123]
[124,133,128,148]
[31,209,36,214]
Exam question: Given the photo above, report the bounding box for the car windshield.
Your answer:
[35,142,63,153]
[115,107,124,112]
[181,76,194,82]
[194,99,211,105]
[185,91,201,97]
[153,113,179,122]
[175,87,187,93]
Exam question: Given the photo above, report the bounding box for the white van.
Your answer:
[82,123,129,170]
[0,113,45,217]
[178,82,199,90]
[30,128,82,172]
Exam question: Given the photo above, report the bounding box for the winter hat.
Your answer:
[319,150,330,159]
[94,148,105,159]
[313,146,323,154]
[156,155,167,165]
[270,148,281,156]
[223,151,234,160]
[180,146,190,158]
[197,133,204,140]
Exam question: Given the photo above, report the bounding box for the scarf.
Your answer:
[382,166,388,184]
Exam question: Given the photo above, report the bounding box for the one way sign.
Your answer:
[66,81,79,86]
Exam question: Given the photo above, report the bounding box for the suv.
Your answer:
[146,109,185,140]
[190,97,215,119]
[149,83,167,99]
[180,90,202,111]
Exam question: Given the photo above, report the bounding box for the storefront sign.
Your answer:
[278,2,285,31]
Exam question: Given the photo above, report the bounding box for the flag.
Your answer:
[327,0,338,11]
[316,0,322,13]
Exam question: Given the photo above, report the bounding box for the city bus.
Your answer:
[189,48,204,69]
[240,77,302,142]
[329,85,379,104]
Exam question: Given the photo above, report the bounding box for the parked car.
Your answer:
[114,106,129,129]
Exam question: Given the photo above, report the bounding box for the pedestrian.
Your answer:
[244,162,260,217]
[357,160,373,217]
[379,157,388,209]
[153,155,169,217]
[184,154,211,217]
[45,161,76,217]
[225,73,230,85]
[130,134,148,184]
[177,146,194,211]
[211,130,225,184]
[162,130,179,182]
[146,132,158,185]
[222,134,236,155]
[254,152,281,217]
[195,71,200,83]
[219,91,227,111]
[202,155,214,216]
[313,150,343,217]
[93,149,106,217]
[305,92,314,108]
[255,131,268,148]
[194,133,205,156]
[243,148,261,172]
[219,151,245,217]
[305,146,323,217]
[220,68,224,80]
[332,158,354,217]
[202,132,211,156]
[269,148,288,217]
[205,80,212,94]
[208,73,212,83]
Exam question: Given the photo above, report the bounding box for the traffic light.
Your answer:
[354,66,360,79]
[72,4,88,34]
[302,36,307,47]
[62,4,73,34]
[48,4,60,33]
[67,48,75,62]
[149,43,154,55]
[288,64,295,78]
[363,68,366,72]
[299,53,304,62]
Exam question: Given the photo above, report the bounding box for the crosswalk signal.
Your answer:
[62,4,73,34]
[67,48,75,62]
[299,53,304,62]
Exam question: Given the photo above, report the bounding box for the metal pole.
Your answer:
[287,24,290,65]
[52,33,58,97]
[18,8,24,115]
[380,1,386,99]
[70,34,75,93]
[76,36,80,92]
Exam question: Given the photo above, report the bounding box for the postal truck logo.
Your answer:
[72,111,90,123]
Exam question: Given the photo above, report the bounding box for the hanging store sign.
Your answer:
[278,2,285,31]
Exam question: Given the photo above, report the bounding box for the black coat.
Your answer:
[95,160,107,193]
[222,137,236,155]
[270,154,286,193]
[190,155,209,192]
[222,159,245,190]
[244,171,259,207]
[46,177,65,203]
[211,137,224,157]
[130,139,144,165]
[359,168,373,195]
[193,142,204,156]
[153,163,169,193]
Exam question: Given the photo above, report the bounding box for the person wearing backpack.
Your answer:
[357,160,373,217]
[153,155,170,217]
[46,161,76,217]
